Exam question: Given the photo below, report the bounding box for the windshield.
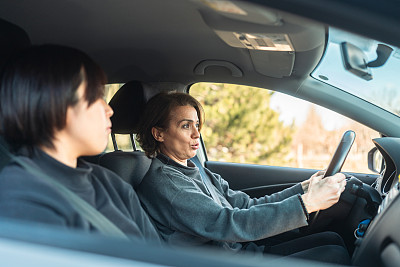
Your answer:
[312,28,400,117]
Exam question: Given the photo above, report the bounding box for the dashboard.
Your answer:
[352,137,400,266]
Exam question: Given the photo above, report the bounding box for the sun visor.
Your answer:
[197,0,325,78]
[199,0,283,26]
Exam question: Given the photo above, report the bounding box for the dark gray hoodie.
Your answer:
[137,154,308,253]
[0,148,161,244]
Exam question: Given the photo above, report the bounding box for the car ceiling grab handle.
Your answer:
[194,60,243,77]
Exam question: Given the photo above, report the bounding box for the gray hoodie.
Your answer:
[137,154,308,253]
[0,148,162,244]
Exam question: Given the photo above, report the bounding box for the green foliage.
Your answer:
[190,83,295,165]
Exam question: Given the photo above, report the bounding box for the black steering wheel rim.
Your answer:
[309,130,356,225]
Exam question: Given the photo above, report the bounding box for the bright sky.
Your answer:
[270,92,349,131]
[270,27,400,131]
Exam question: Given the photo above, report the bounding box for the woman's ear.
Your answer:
[151,127,164,142]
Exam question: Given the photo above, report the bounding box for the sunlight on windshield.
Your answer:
[312,28,400,117]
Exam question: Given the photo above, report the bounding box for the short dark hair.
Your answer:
[137,91,204,158]
[0,44,106,151]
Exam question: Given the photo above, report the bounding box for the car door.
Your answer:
[206,160,316,197]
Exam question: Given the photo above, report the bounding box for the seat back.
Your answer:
[0,19,31,72]
[99,81,152,188]
[98,151,151,188]
[0,19,31,171]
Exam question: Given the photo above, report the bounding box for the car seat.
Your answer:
[0,19,31,170]
[96,81,153,189]
[89,81,208,189]
[0,19,31,72]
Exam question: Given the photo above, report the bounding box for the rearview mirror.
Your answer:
[341,42,372,81]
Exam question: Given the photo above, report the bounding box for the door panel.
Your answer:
[205,161,379,198]
[205,161,315,197]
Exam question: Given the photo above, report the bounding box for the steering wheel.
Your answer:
[309,130,356,225]
[323,130,356,178]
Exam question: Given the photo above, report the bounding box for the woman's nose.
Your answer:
[104,100,114,117]
[192,127,200,138]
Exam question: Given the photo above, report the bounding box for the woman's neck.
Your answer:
[40,138,78,168]
[40,146,77,168]
[159,152,188,167]
[162,154,187,166]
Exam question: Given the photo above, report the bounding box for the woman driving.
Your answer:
[136,91,350,264]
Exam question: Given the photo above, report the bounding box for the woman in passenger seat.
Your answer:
[136,91,350,265]
[0,44,161,244]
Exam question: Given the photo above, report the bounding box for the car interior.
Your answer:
[84,81,153,189]
[1,0,400,266]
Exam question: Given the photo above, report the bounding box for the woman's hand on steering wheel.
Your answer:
[301,172,347,213]
[301,170,326,193]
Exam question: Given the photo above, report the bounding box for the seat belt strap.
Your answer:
[191,156,222,206]
[0,143,128,240]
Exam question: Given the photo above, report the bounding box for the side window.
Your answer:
[190,83,379,173]
[104,84,135,152]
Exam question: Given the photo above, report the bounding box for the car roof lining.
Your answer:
[1,0,399,136]
[1,0,398,89]
[0,0,325,92]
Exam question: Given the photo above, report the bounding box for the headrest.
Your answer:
[0,19,31,71]
[0,19,30,170]
[109,81,147,134]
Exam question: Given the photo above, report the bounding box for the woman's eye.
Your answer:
[195,123,200,129]
[182,124,190,129]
